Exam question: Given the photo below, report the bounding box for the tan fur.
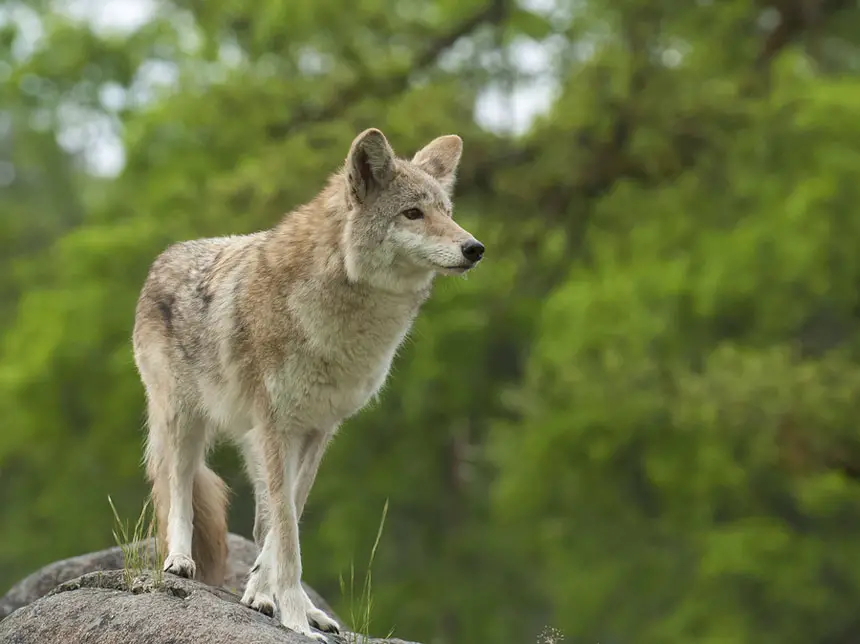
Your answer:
[131,128,483,641]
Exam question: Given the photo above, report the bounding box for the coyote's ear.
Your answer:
[346,128,396,204]
[411,134,463,195]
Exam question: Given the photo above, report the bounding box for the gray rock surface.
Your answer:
[0,533,334,621]
[0,570,418,644]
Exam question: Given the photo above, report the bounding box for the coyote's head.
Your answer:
[341,128,484,292]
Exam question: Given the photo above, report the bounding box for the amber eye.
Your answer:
[402,208,424,220]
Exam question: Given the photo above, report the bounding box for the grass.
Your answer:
[536,626,565,643]
[338,499,395,643]
[107,494,163,590]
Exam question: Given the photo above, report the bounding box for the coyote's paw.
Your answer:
[282,614,328,643]
[307,606,340,634]
[163,553,196,579]
[241,589,276,618]
[241,565,277,618]
[280,587,328,643]
[303,587,340,633]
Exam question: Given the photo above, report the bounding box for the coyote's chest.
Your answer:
[267,286,424,426]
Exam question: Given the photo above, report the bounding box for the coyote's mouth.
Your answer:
[439,263,476,274]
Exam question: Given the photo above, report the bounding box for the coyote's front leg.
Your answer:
[240,416,326,642]
[242,427,340,635]
[293,430,340,634]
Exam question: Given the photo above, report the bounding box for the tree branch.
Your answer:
[754,0,854,70]
[265,0,509,140]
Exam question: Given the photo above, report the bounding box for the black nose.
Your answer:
[461,239,485,263]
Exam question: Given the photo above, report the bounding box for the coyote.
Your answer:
[132,128,484,640]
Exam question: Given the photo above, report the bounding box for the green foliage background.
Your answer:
[4,0,860,642]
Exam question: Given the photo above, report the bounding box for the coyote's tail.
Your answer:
[148,458,230,586]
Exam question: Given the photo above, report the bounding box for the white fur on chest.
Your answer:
[265,350,394,429]
[267,283,423,428]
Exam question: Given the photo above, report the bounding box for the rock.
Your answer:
[0,569,418,644]
[0,533,334,622]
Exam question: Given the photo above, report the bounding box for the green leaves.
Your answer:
[5,1,860,643]
[506,6,555,42]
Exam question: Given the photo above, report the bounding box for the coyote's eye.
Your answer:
[402,208,424,221]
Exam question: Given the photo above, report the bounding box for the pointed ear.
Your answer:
[411,134,463,194]
[346,128,396,204]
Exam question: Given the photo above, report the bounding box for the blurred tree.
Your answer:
[4,0,860,643]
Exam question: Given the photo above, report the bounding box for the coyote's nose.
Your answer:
[461,239,485,263]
